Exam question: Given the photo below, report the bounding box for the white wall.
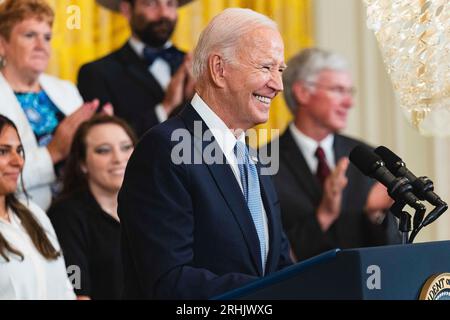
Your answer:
[313,0,450,242]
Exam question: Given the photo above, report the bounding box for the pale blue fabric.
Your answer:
[234,141,266,273]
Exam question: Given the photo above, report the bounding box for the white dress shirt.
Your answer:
[289,123,335,173]
[128,37,172,123]
[191,94,269,264]
[0,200,75,300]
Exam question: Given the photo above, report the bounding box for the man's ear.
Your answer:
[119,0,132,21]
[208,54,227,88]
[292,81,311,106]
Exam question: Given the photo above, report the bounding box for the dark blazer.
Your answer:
[118,104,292,299]
[271,129,400,261]
[77,42,185,137]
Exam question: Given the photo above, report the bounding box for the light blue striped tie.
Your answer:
[234,141,266,273]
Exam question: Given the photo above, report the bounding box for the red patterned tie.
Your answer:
[315,146,331,186]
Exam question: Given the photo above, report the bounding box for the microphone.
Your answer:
[374,146,447,226]
[374,146,444,206]
[349,145,426,212]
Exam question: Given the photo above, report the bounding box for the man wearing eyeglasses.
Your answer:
[270,48,400,261]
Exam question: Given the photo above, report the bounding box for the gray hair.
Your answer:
[283,47,349,114]
[192,8,278,80]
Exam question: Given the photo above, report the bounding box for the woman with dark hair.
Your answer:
[0,114,75,299]
[48,114,136,300]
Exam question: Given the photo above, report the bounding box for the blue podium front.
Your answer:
[215,241,450,300]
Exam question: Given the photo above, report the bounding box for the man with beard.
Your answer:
[78,0,195,137]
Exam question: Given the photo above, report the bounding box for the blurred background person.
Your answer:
[272,47,400,261]
[0,0,110,210]
[47,115,136,300]
[78,0,196,137]
[0,114,75,300]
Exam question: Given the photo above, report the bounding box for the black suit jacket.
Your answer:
[117,104,292,299]
[270,129,400,261]
[77,42,185,137]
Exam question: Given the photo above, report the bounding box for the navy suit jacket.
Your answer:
[118,104,292,299]
[77,42,185,137]
[271,129,400,261]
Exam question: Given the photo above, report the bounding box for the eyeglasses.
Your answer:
[305,81,356,97]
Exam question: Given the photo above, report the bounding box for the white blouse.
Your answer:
[0,200,75,300]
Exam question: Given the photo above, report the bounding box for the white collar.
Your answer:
[289,123,335,170]
[190,94,245,165]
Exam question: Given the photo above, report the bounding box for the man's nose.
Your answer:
[157,3,174,19]
[342,93,353,108]
[270,70,284,92]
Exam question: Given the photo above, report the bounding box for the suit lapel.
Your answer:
[39,74,82,116]
[117,43,165,100]
[333,134,346,162]
[280,130,322,204]
[333,134,351,205]
[179,106,263,275]
[0,73,34,135]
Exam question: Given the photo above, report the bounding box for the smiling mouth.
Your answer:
[31,55,48,60]
[4,173,20,180]
[109,169,125,176]
[336,110,348,118]
[254,94,272,105]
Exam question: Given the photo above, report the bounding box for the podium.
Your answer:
[215,241,450,300]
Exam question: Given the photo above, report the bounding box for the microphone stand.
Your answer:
[390,201,411,244]
[407,176,448,243]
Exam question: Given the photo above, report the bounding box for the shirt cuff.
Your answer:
[155,104,168,123]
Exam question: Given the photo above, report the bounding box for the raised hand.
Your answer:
[47,99,98,163]
[100,102,114,116]
[364,182,393,224]
[162,53,195,115]
[183,53,195,102]
[316,157,349,232]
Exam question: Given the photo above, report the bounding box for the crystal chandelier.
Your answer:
[365,0,450,136]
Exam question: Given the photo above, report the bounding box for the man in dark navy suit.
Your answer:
[118,8,292,299]
[78,0,195,137]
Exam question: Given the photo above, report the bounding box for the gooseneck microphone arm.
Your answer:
[408,200,448,243]
[389,201,411,244]
[409,205,448,243]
